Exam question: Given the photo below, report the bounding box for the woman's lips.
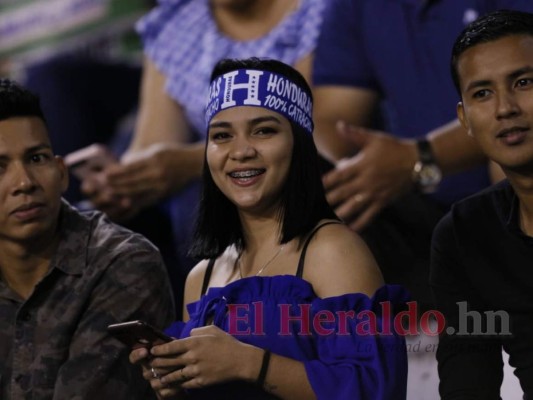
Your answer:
[228,169,266,186]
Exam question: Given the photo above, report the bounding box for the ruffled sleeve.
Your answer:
[305,285,409,400]
[164,320,186,338]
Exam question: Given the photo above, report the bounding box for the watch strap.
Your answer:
[412,138,442,194]
[416,139,435,165]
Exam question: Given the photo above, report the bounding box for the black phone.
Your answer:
[107,320,173,349]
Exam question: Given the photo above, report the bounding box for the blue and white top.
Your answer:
[136,0,326,138]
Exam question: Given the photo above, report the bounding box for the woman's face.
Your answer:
[207,106,294,215]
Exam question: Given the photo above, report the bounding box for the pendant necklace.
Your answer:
[236,245,285,278]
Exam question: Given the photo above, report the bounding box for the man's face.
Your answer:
[0,117,67,243]
[457,34,533,173]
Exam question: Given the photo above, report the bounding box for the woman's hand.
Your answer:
[130,346,186,399]
[150,325,263,391]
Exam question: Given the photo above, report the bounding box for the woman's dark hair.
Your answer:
[0,79,46,123]
[451,9,533,96]
[189,58,337,260]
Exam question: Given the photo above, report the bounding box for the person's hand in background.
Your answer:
[323,121,418,231]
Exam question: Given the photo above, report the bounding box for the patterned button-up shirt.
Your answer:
[0,201,175,399]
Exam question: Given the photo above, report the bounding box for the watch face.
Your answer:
[413,161,442,194]
[418,164,442,193]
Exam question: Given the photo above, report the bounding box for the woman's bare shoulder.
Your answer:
[303,221,384,298]
[184,247,238,303]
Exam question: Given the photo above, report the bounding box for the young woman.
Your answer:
[130,58,408,399]
[80,0,329,318]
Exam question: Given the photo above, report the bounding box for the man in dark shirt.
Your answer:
[431,10,533,399]
[0,79,175,399]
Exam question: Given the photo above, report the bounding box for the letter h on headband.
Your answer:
[206,69,314,135]
[220,70,264,109]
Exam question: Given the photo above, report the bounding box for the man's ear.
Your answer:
[457,101,473,137]
[55,156,69,193]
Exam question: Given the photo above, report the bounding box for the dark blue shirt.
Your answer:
[313,0,533,205]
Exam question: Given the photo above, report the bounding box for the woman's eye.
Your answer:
[211,132,231,141]
[254,127,276,136]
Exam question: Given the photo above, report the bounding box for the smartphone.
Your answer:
[107,320,173,349]
[64,144,117,180]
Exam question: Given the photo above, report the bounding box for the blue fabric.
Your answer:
[165,276,409,399]
[313,0,533,206]
[137,0,326,138]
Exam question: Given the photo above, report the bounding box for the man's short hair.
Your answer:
[451,9,533,95]
[0,78,46,122]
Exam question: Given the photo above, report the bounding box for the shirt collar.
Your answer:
[505,184,533,244]
[506,189,521,231]
[0,200,89,301]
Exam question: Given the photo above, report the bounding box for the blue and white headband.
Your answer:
[205,69,314,135]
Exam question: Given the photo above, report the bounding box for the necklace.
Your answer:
[236,245,285,278]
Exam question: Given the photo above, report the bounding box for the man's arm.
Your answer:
[313,85,379,162]
[314,85,486,231]
[426,118,487,175]
[430,214,503,400]
[52,244,175,400]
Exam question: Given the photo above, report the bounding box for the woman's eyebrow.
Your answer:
[209,115,282,129]
[209,121,232,129]
[249,116,282,126]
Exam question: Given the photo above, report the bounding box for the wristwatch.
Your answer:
[412,139,442,194]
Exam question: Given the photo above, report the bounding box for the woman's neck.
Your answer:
[239,213,281,251]
[211,0,299,41]
[236,212,292,278]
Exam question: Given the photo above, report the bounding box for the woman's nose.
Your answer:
[229,137,257,161]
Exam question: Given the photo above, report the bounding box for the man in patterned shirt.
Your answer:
[0,79,175,399]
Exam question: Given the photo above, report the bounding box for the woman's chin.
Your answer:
[232,196,280,216]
